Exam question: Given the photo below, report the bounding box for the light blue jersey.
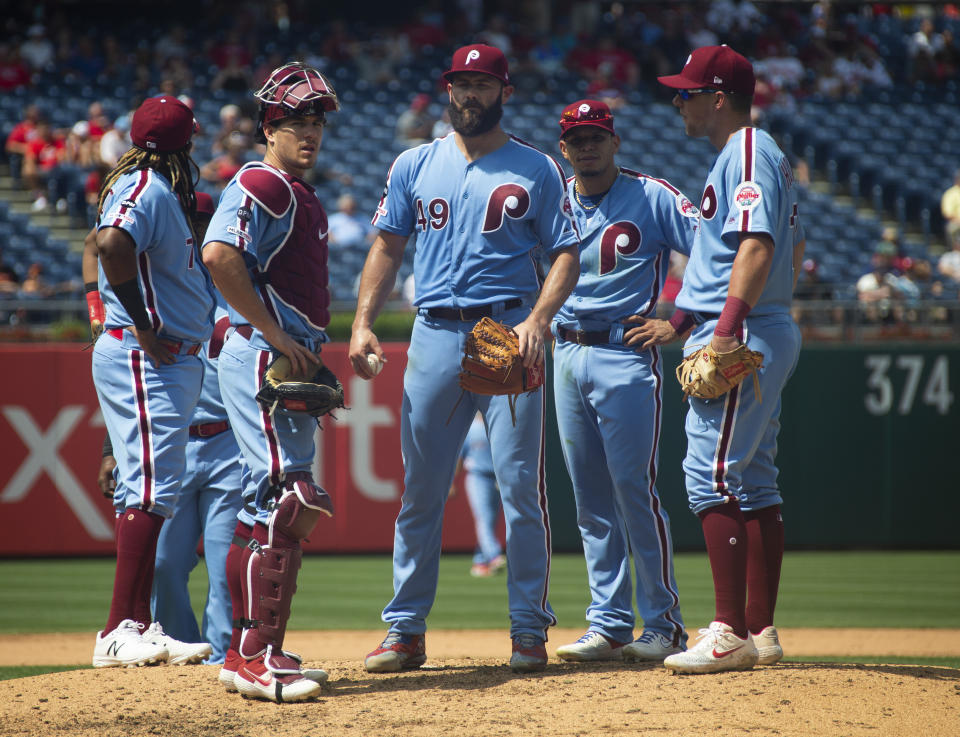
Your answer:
[676,127,800,316]
[373,133,578,308]
[98,169,214,342]
[557,167,697,331]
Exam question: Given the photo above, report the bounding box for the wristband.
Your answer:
[85,289,105,325]
[84,281,98,294]
[668,310,694,334]
[715,296,752,338]
[112,278,153,331]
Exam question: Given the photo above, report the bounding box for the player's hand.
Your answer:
[349,326,384,379]
[512,316,547,369]
[710,334,741,353]
[133,327,175,365]
[271,332,321,376]
[98,455,117,499]
[622,315,680,351]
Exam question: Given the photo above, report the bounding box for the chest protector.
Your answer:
[237,163,330,330]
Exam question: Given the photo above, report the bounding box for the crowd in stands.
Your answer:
[2,1,960,331]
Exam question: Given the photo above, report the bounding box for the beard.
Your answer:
[448,97,503,137]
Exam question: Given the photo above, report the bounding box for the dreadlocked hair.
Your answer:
[97,147,200,242]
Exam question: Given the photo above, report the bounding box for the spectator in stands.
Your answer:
[876,226,908,273]
[940,169,960,243]
[99,114,131,169]
[395,93,435,149]
[0,41,31,93]
[0,247,20,295]
[857,240,903,323]
[4,104,44,186]
[48,120,98,222]
[909,17,946,83]
[209,50,253,94]
[199,130,251,193]
[937,231,960,282]
[792,258,840,328]
[64,36,105,81]
[22,119,65,211]
[20,25,55,72]
[327,193,374,250]
[19,262,52,298]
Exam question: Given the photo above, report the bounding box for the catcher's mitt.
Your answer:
[676,343,764,402]
[255,354,345,418]
[456,317,544,423]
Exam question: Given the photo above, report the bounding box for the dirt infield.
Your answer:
[2,629,958,737]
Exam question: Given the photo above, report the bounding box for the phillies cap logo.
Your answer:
[734,181,762,209]
[466,49,480,64]
[578,103,591,114]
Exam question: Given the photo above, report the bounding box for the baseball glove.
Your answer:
[457,317,544,423]
[676,343,764,402]
[255,354,345,418]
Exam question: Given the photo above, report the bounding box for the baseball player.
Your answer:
[651,45,804,674]
[148,193,243,665]
[457,412,505,578]
[87,194,227,665]
[90,95,216,668]
[350,44,580,674]
[202,61,339,702]
[550,99,696,664]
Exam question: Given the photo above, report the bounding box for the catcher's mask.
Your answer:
[255,61,339,143]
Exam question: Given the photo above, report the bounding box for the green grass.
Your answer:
[3,551,959,634]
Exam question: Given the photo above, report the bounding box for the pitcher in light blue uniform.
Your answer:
[656,45,805,674]
[350,44,580,674]
[550,100,696,665]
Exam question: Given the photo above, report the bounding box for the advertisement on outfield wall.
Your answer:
[0,343,483,556]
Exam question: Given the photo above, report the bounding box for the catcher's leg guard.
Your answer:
[238,473,332,659]
[266,471,334,543]
[238,527,301,659]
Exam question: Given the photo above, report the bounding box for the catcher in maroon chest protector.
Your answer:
[202,60,342,703]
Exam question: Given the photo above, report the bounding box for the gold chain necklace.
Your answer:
[574,181,609,211]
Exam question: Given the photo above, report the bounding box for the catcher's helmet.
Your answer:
[254,61,339,143]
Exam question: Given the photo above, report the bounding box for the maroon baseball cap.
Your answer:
[443,44,510,85]
[130,96,196,153]
[559,99,615,138]
[658,45,756,97]
[195,191,215,216]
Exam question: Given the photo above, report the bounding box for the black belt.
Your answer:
[189,420,230,438]
[690,311,721,326]
[423,299,522,321]
[557,326,610,346]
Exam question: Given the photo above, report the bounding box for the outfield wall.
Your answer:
[0,342,955,555]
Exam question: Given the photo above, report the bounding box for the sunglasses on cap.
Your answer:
[561,106,611,122]
[677,88,722,100]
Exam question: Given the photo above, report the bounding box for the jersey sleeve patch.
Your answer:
[733,181,763,210]
[676,192,700,218]
[237,166,293,218]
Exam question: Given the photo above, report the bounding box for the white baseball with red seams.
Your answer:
[366,353,383,375]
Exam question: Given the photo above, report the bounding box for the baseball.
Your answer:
[366,353,384,375]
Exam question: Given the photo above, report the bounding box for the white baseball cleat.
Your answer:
[234,651,324,703]
[622,630,685,663]
[556,631,627,662]
[92,619,168,668]
[142,622,212,665]
[663,621,758,674]
[752,625,784,665]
